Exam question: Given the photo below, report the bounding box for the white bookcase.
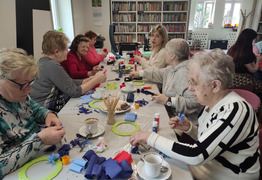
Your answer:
[111,0,190,44]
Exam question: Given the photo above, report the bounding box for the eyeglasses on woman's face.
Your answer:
[7,78,36,90]
[188,79,203,89]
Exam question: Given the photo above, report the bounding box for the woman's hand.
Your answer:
[37,126,66,145]
[129,72,139,78]
[134,55,143,63]
[129,131,152,146]
[94,74,107,83]
[152,93,168,105]
[45,113,62,127]
[102,51,108,57]
[169,116,191,132]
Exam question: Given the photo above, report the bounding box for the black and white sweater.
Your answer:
[147,92,260,180]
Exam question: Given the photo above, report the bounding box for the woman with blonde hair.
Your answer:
[134,24,168,69]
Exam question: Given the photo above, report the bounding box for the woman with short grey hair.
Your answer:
[0,48,65,178]
[130,49,260,180]
[130,38,202,124]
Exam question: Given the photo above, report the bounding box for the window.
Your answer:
[194,0,216,28]
[222,0,241,27]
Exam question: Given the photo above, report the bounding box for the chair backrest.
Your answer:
[109,24,118,54]
[229,89,261,111]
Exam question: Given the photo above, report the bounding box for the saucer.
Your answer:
[121,87,136,92]
[79,124,105,138]
[91,93,101,100]
[137,160,171,180]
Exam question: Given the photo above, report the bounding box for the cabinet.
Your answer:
[257,10,262,42]
[111,0,190,45]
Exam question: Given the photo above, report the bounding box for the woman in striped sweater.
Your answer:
[130,49,260,180]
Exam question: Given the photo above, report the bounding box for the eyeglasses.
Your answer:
[7,78,36,90]
[188,79,202,88]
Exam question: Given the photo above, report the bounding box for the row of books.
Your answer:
[163,2,188,11]
[113,14,136,22]
[138,14,161,22]
[114,35,136,43]
[114,24,136,32]
[163,13,187,22]
[137,25,156,32]
[112,2,136,11]
[168,34,185,40]
[163,24,186,32]
[137,3,162,11]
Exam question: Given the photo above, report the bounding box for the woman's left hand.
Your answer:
[45,113,62,127]
[129,131,151,146]
[152,93,168,105]
[134,55,142,63]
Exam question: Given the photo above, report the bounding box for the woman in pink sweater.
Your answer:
[84,31,108,71]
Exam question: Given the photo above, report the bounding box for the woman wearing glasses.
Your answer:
[134,24,168,69]
[0,48,66,178]
[30,31,106,112]
[130,49,260,180]
[129,39,202,124]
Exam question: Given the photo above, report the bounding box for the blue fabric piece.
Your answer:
[102,158,122,179]
[58,144,71,157]
[85,153,99,179]
[80,93,94,103]
[119,160,133,178]
[91,164,103,177]
[73,159,87,168]
[82,150,96,160]
[47,153,60,165]
[125,113,137,122]
[178,113,185,123]
[131,146,139,154]
[69,163,83,173]
[97,156,106,164]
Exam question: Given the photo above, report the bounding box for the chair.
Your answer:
[109,24,118,54]
[228,89,261,111]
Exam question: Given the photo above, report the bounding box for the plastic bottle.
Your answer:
[134,62,137,72]
[154,113,160,132]
[152,121,158,133]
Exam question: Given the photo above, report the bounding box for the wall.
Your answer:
[0,0,16,49]
[189,0,257,40]
[72,0,111,51]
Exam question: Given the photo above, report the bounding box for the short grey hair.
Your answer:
[0,48,38,79]
[165,38,189,61]
[191,48,235,90]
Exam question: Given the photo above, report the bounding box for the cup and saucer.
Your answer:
[79,118,105,138]
[92,87,105,99]
[137,153,172,180]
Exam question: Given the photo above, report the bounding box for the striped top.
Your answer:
[147,92,260,180]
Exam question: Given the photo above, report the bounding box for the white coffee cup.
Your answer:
[125,82,134,92]
[85,118,98,134]
[95,87,105,98]
[143,153,163,178]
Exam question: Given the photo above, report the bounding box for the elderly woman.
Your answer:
[130,49,260,180]
[130,39,202,124]
[30,31,106,112]
[0,48,66,178]
[83,30,108,71]
[134,24,168,69]
[61,34,102,79]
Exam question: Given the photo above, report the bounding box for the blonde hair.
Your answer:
[42,30,70,55]
[149,24,168,51]
[165,38,189,61]
[0,48,39,79]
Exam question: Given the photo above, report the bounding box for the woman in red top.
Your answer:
[61,34,101,79]
[83,31,108,71]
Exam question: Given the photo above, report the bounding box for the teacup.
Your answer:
[143,153,163,178]
[125,82,134,92]
[85,118,98,134]
[95,87,105,98]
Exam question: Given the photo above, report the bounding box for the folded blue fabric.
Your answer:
[69,163,83,173]
[91,164,103,177]
[85,154,99,179]
[73,159,87,168]
[119,159,133,178]
[125,113,137,122]
[102,158,122,179]
[82,150,96,160]
[97,156,106,164]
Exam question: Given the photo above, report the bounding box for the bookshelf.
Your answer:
[110,0,190,45]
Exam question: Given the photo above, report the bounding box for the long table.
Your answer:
[4,59,193,180]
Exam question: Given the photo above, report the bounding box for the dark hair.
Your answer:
[227,28,257,69]
[69,34,89,53]
[84,30,97,39]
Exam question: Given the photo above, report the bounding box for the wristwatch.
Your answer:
[166,97,172,107]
